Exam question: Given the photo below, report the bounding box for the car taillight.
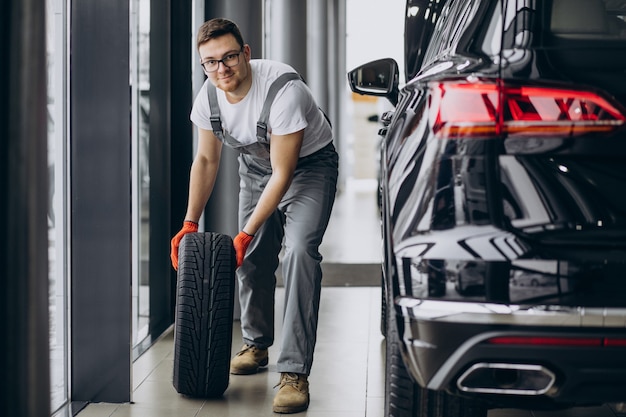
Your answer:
[486,336,626,347]
[429,79,626,139]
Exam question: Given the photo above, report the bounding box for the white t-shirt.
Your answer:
[190,59,333,157]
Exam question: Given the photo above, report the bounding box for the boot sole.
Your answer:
[229,357,269,375]
[272,401,310,414]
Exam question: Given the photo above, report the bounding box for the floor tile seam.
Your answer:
[310,381,368,391]
[132,354,173,391]
[78,402,121,417]
[109,401,205,413]
[125,400,206,412]
[132,332,176,389]
[131,346,175,385]
[364,286,380,413]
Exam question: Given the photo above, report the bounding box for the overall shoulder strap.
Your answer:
[256,72,303,142]
[207,83,226,142]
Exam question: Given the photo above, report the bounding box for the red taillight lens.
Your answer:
[486,336,626,347]
[429,79,626,139]
[487,336,602,346]
[605,338,626,347]
[430,82,501,137]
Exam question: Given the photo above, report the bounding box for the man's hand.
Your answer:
[170,221,199,270]
[233,231,254,268]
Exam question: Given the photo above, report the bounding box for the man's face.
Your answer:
[199,34,250,93]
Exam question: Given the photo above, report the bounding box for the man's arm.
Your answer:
[184,127,223,222]
[241,129,304,235]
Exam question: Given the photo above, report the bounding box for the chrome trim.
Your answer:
[456,363,556,395]
[396,297,626,328]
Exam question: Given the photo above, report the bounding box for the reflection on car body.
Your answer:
[349,0,626,416]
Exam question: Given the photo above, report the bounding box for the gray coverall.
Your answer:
[237,142,338,375]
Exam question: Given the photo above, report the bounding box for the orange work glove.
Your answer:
[170,220,198,270]
[233,231,254,268]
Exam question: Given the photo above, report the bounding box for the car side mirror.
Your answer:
[348,58,399,106]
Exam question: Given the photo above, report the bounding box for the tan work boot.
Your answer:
[229,344,268,375]
[272,372,310,414]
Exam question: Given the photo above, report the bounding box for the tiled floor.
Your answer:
[78,286,385,417]
[77,179,385,417]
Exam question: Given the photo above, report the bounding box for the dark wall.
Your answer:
[0,0,51,416]
[70,0,132,402]
[150,0,195,337]
[70,0,196,403]
[66,0,197,403]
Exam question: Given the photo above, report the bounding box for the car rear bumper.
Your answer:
[395,297,626,406]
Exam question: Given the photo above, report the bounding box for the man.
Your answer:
[170,18,338,414]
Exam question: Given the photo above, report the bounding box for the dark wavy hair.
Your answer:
[196,18,245,50]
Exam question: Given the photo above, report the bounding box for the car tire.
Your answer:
[172,232,236,398]
[384,275,487,417]
[380,273,387,337]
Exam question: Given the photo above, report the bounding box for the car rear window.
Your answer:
[421,0,482,68]
[551,0,626,40]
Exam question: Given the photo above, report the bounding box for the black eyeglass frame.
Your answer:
[200,49,244,73]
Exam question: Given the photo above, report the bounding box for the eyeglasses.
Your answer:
[201,50,243,73]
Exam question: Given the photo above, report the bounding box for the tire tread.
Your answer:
[172,232,235,398]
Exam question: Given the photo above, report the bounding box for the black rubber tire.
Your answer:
[385,277,419,417]
[380,273,387,337]
[384,274,487,417]
[172,232,236,398]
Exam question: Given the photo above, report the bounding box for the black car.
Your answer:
[349,1,626,416]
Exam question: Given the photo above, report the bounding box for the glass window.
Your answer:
[405,0,448,81]
[130,0,151,352]
[551,0,626,40]
[423,0,481,66]
[47,0,69,413]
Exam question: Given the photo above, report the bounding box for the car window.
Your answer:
[503,0,536,49]
[421,0,482,68]
[550,0,626,40]
[405,0,449,81]
[480,1,503,55]
[421,1,451,66]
